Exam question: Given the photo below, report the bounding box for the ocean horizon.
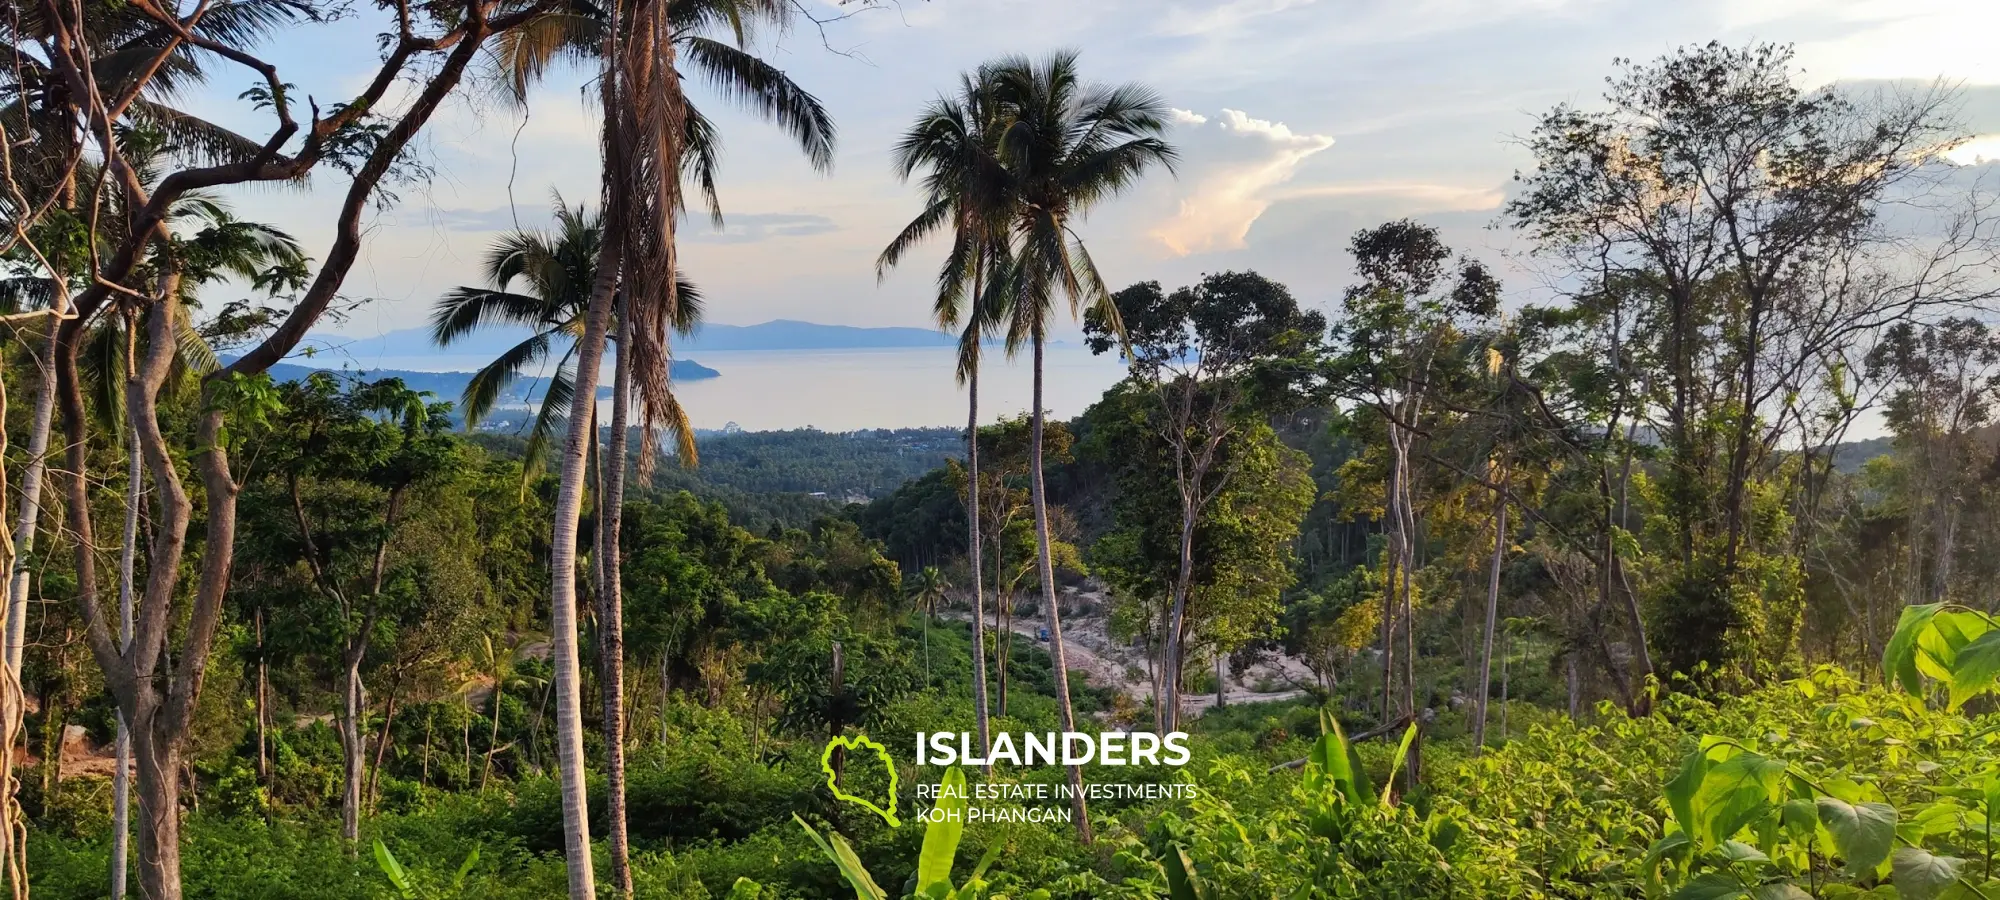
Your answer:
[293,344,1130,433]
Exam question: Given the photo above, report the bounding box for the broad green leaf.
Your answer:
[1163,843,1212,900]
[1428,815,1463,854]
[1917,611,1991,687]
[1780,798,1819,843]
[1671,872,1747,900]
[1644,831,1693,879]
[1311,709,1372,806]
[1891,847,1963,900]
[1695,752,1785,845]
[1818,798,1897,875]
[372,840,413,898]
[725,878,764,900]
[1715,840,1771,865]
[917,767,967,893]
[1749,885,1813,900]
[1949,631,2000,710]
[795,814,889,900]
[451,845,481,889]
[1886,604,1944,694]
[1910,802,1970,837]
[1381,723,1420,806]
[1669,738,1738,840]
[1645,831,1694,893]
[966,843,1002,882]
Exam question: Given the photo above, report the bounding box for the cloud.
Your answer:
[1943,135,2000,167]
[1150,109,1335,256]
[427,206,539,232]
[420,207,838,244]
[1284,182,1507,210]
[682,212,839,244]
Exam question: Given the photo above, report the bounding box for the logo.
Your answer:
[821,735,901,826]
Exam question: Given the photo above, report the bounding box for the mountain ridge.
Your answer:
[304,318,961,358]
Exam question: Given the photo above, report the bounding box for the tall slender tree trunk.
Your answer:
[340,653,366,845]
[1214,652,1226,709]
[1473,475,1506,752]
[1499,628,1511,740]
[367,687,400,809]
[6,343,58,678]
[545,212,620,900]
[1161,500,1198,733]
[255,605,269,816]
[1380,438,1403,721]
[112,403,142,899]
[998,589,1011,718]
[964,358,992,775]
[598,307,635,898]
[1565,653,1580,718]
[1029,340,1091,843]
[481,678,504,792]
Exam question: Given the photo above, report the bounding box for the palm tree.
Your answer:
[492,0,835,229]
[494,5,836,892]
[988,51,1176,844]
[879,66,1011,773]
[908,566,951,679]
[473,634,541,791]
[430,194,703,483]
[478,2,831,894]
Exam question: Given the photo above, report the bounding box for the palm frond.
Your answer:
[877,197,953,281]
[520,356,578,489]
[431,288,558,347]
[462,330,556,427]
[81,318,129,437]
[682,103,725,227]
[127,99,273,169]
[489,8,601,105]
[680,36,835,172]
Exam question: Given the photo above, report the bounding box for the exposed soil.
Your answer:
[947,587,1313,718]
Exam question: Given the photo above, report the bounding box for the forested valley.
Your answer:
[13,0,2000,896]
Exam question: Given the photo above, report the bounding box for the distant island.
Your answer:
[300,318,964,359]
[255,358,720,408]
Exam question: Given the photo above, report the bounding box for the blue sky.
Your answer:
[192,0,2000,339]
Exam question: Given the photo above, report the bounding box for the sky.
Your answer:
[185,0,2000,340]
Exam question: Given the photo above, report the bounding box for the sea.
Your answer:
[346,344,1130,432]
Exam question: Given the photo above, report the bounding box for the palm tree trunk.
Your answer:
[964,361,992,775]
[112,409,142,899]
[597,306,635,898]
[545,211,618,900]
[1029,339,1091,843]
[1473,475,1506,752]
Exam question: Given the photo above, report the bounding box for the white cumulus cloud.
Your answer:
[1150,109,1336,256]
